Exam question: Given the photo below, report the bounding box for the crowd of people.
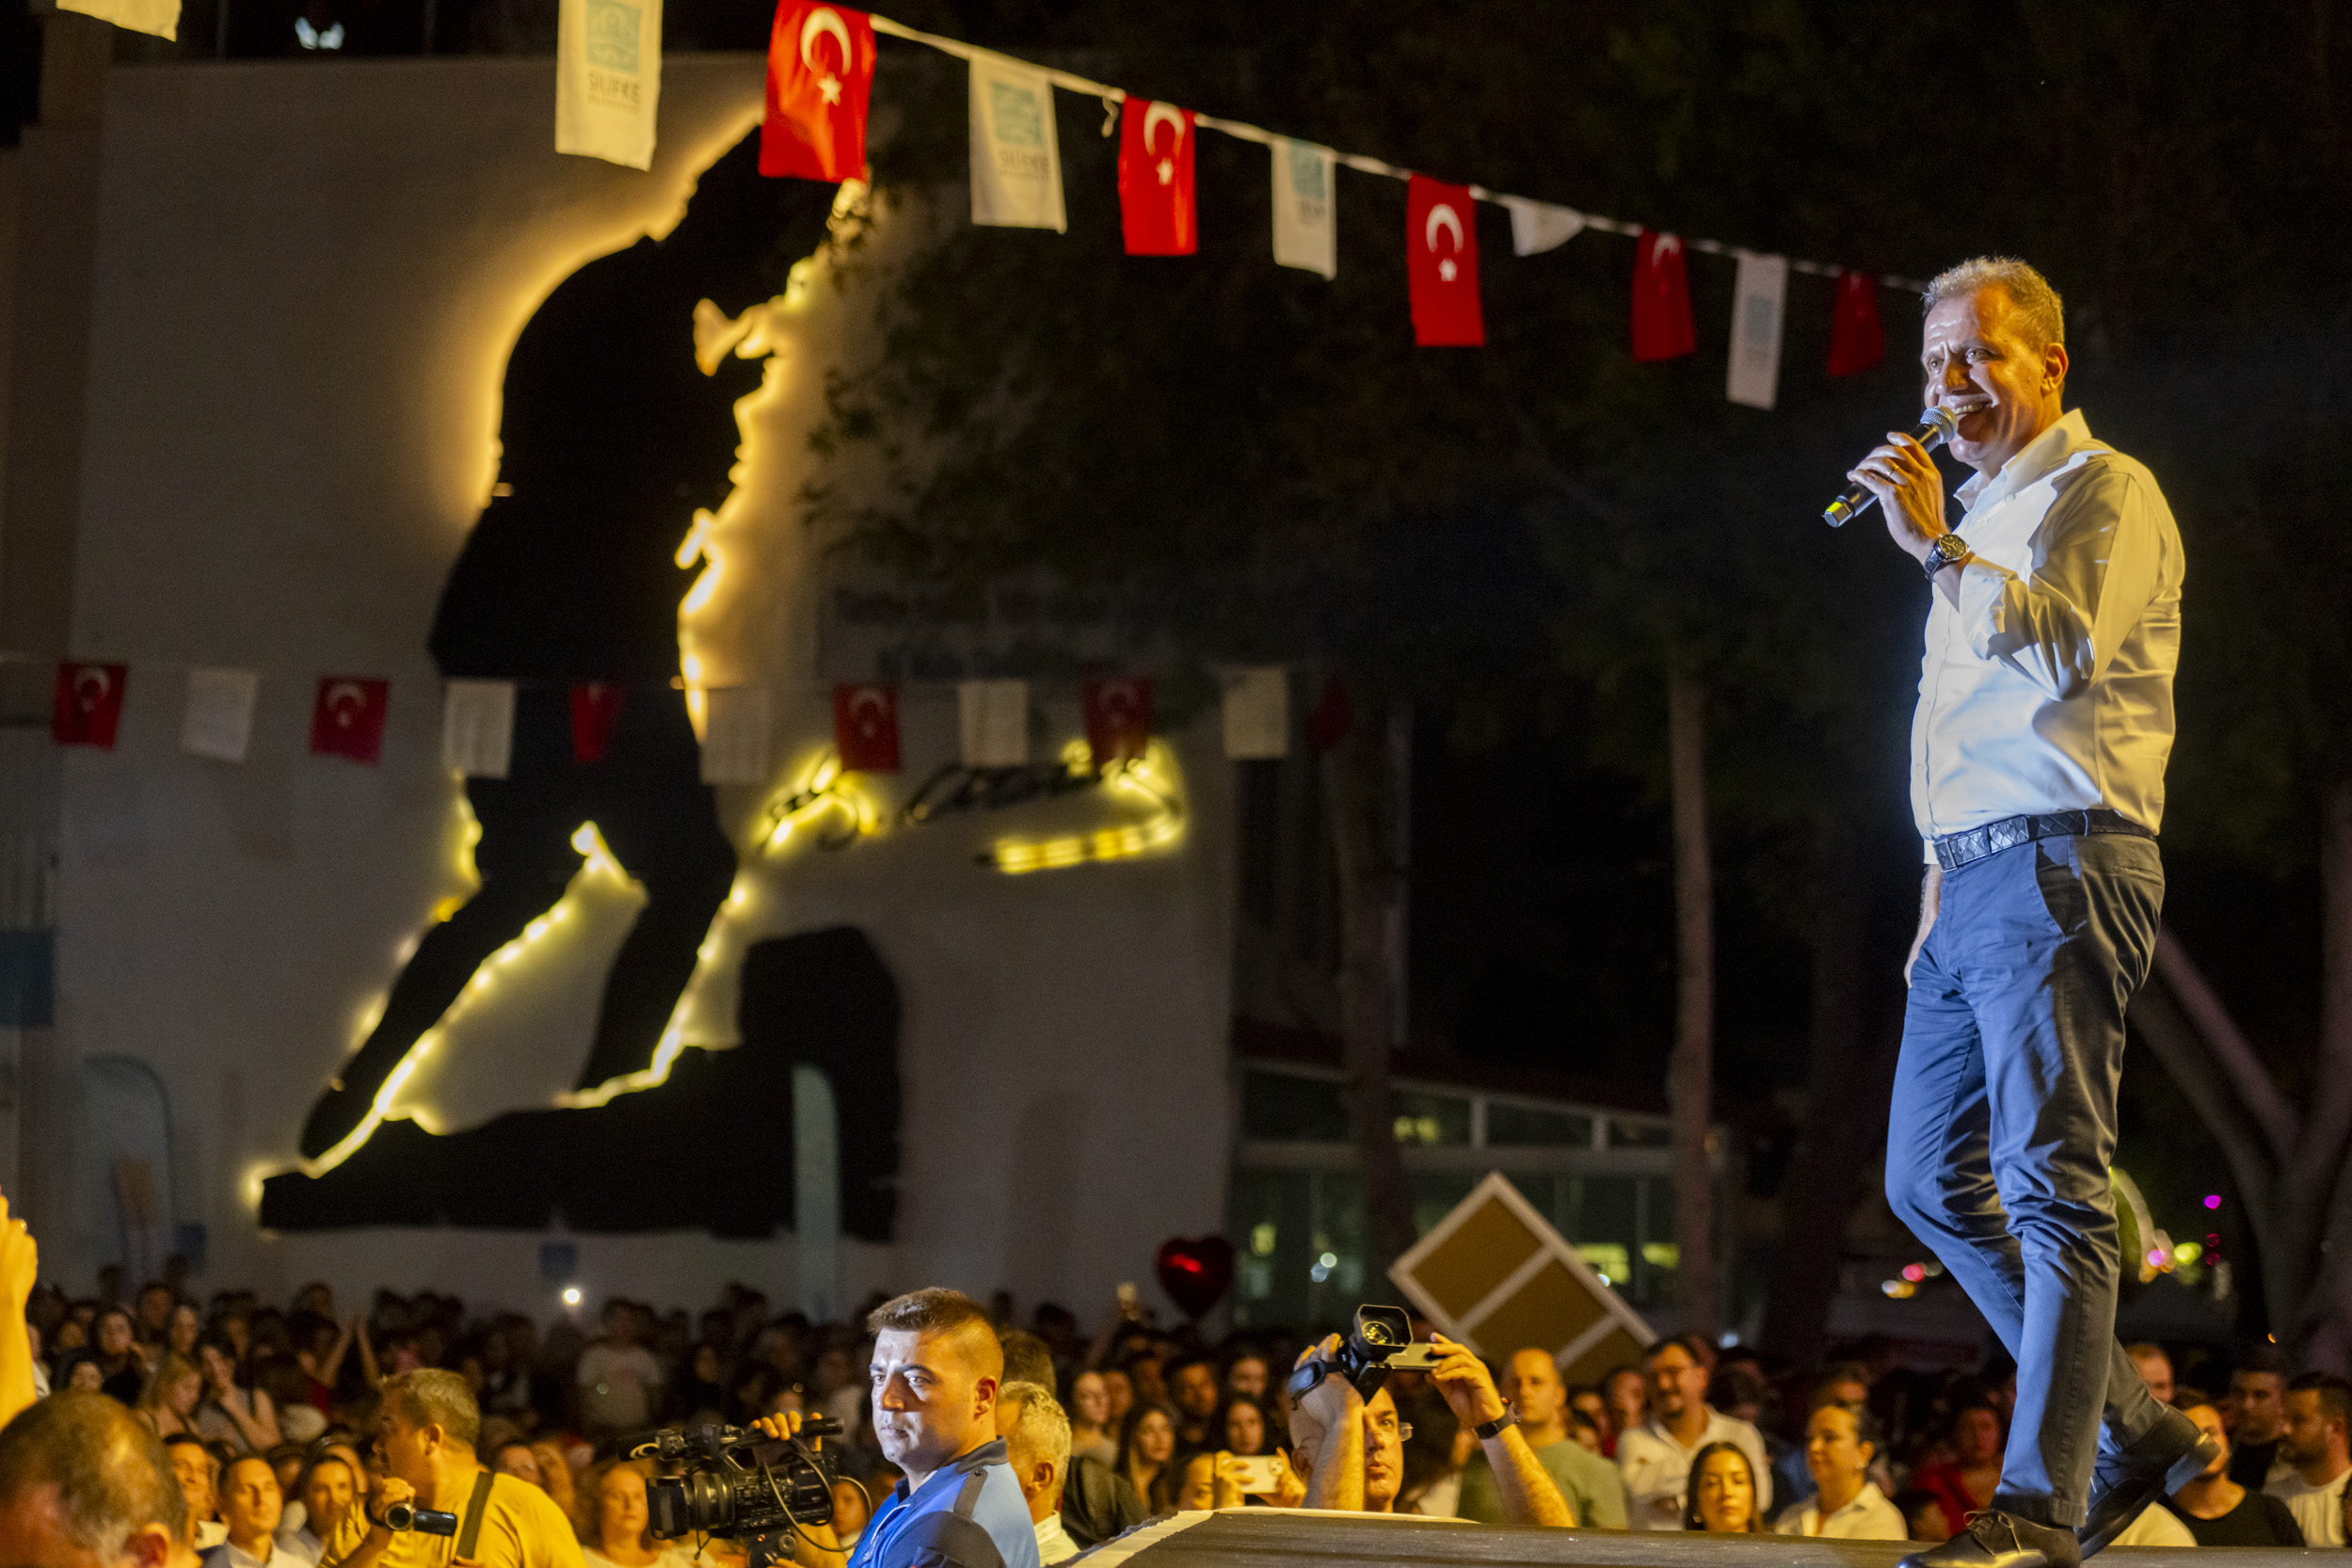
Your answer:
[2,1234,2349,1568]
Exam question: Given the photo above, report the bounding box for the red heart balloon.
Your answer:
[1154,1235,1236,1321]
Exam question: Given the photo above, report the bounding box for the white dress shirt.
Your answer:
[1032,1512,1079,1565]
[1774,1480,1908,1540]
[1618,1409,1772,1530]
[1911,408,2184,854]
[2266,1464,2350,1546]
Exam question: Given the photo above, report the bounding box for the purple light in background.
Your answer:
[2204,1194,2223,1209]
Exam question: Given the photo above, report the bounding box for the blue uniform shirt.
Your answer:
[849,1439,1041,1568]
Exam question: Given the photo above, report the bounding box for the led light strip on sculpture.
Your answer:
[986,741,1184,875]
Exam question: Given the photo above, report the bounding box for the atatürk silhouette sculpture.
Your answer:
[297,131,836,1162]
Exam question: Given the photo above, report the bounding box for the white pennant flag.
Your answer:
[1726,251,1789,410]
[969,56,1066,232]
[555,0,661,169]
[1223,667,1290,760]
[181,668,258,763]
[57,0,178,40]
[1501,196,1585,257]
[699,686,772,784]
[958,680,1029,768]
[1271,138,1337,279]
[441,680,517,778]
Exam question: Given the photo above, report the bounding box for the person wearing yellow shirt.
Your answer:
[327,1371,580,1568]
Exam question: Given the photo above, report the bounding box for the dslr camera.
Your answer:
[627,1419,840,1565]
[1287,1304,1446,1401]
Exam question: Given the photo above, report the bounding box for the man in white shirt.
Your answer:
[574,1303,663,1437]
[202,1458,303,1568]
[1846,257,2211,1568]
[997,1382,1077,1565]
[2263,1375,2351,1546]
[1618,1337,1769,1530]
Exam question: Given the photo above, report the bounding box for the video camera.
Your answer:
[626,1419,841,1568]
[1286,1304,1446,1401]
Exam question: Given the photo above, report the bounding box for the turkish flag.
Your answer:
[1407,176,1483,346]
[1631,230,1697,362]
[1083,677,1153,767]
[761,1,876,182]
[311,678,389,763]
[53,663,126,749]
[832,683,900,772]
[1828,269,1886,376]
[571,682,625,763]
[1118,99,1196,255]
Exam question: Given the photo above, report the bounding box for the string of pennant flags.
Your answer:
[560,0,1917,407]
[38,661,1301,784]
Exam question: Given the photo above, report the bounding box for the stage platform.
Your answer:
[1072,1511,2329,1565]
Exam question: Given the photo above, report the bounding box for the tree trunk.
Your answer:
[1321,683,1419,1278]
[1666,662,1718,1339]
[1761,824,1887,1368]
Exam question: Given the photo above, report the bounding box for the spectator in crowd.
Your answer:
[756,1287,1037,1568]
[334,1368,582,1568]
[1165,1358,1219,1455]
[136,1288,175,1358]
[0,1390,196,1568]
[525,1445,575,1524]
[1775,1402,1905,1539]
[1565,1406,1604,1456]
[99,1311,151,1406]
[204,1456,300,1568]
[2165,1390,2302,1546]
[1211,1395,1273,1460]
[1619,1336,1770,1530]
[2264,1372,2351,1547]
[1911,1401,2003,1539]
[571,1460,683,1568]
[1600,1366,1646,1457]
[997,1383,1076,1564]
[1456,1349,1627,1528]
[162,1437,225,1551]
[281,1455,361,1565]
[828,1480,871,1557]
[197,1338,281,1456]
[166,1308,202,1368]
[575,1305,662,1440]
[1396,1403,1468,1517]
[1063,1373,1113,1468]
[667,1346,727,1429]
[2228,1345,2290,1487]
[137,1358,207,1440]
[1096,1371,1133,1435]
[1114,1402,1179,1515]
[1224,1353,1269,1405]
[1567,1387,1609,1450]
[2126,1343,2174,1407]
[489,1448,541,1491]
[1683,1442,1762,1533]
[1896,1487,1953,1543]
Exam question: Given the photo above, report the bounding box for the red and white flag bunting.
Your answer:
[1407,176,1483,347]
[1271,138,1336,279]
[312,677,390,764]
[1118,100,1197,256]
[1828,269,1886,376]
[762,2,876,181]
[1725,252,1788,410]
[833,683,902,773]
[1083,677,1152,767]
[54,664,126,750]
[1631,230,1697,363]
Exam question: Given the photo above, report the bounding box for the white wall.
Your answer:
[56,54,1235,1320]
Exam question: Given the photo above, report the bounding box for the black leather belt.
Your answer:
[1932,808,2154,872]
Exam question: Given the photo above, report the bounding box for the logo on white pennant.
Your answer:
[1143,103,1185,186]
[1425,202,1465,283]
[325,680,370,729]
[801,7,852,104]
[74,666,111,712]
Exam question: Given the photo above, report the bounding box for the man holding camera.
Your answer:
[758,1288,1037,1568]
[331,1370,579,1568]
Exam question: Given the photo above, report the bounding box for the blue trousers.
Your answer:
[1885,833,2168,1528]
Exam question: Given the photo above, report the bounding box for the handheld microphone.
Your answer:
[1823,405,1962,527]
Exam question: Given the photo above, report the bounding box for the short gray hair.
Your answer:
[999,1381,1071,1499]
[0,1391,188,1558]
[381,1368,482,1451]
[1924,256,2065,351]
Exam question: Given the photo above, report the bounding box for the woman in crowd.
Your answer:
[828,1478,871,1555]
[530,1440,578,1521]
[1099,1368,1136,1433]
[1116,1400,1181,1516]
[1685,1441,1765,1533]
[2165,1391,2303,1546]
[1776,1402,1908,1538]
[165,1304,201,1365]
[95,1306,146,1404]
[285,1452,365,1564]
[575,1459,693,1568]
[196,1333,282,1453]
[1911,1401,2003,1539]
[136,1352,206,1438]
[1212,1394,1276,1460]
[1065,1370,1116,1467]
[494,1442,547,1488]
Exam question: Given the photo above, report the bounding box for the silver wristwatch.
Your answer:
[1924,532,1970,579]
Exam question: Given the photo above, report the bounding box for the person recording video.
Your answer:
[328,1370,578,1568]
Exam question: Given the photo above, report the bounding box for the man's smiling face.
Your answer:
[1921,285,2068,476]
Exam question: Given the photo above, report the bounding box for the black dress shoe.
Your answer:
[1898,1510,2083,1568]
[2078,1406,2222,1558]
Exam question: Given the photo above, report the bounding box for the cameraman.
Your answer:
[755,1289,1036,1568]
[331,1371,578,1568]
[1288,1333,1574,1526]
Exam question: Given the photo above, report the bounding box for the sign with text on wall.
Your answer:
[1390,1171,1656,1382]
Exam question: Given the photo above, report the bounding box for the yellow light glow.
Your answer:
[758,748,881,854]
[989,742,1186,874]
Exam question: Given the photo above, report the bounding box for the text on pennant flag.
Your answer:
[182,668,259,764]
[1631,229,1697,363]
[832,683,902,773]
[1271,138,1336,280]
[555,0,661,168]
[1828,268,1886,376]
[1725,252,1789,410]
[968,56,1066,232]
[440,680,515,778]
[761,1,876,181]
[958,680,1029,768]
[570,682,626,763]
[1222,667,1290,760]
[311,677,390,764]
[1501,195,1585,257]
[699,686,772,784]
[1117,99,1197,255]
[1083,676,1153,767]
[1406,175,1484,347]
[54,664,127,750]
